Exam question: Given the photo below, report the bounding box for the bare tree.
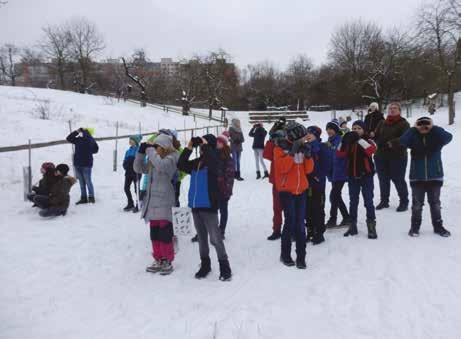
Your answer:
[285,54,314,109]
[416,0,460,124]
[0,43,21,86]
[67,17,105,89]
[40,24,72,89]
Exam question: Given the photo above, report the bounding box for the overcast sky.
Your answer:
[1,0,422,68]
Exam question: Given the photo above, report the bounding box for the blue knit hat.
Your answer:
[307,126,322,139]
[326,121,340,134]
[352,120,366,130]
[129,135,142,145]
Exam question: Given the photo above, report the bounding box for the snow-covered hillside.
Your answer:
[1,87,461,339]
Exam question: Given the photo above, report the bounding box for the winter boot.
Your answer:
[123,202,134,212]
[160,260,174,275]
[325,218,337,228]
[343,223,358,237]
[191,234,199,243]
[256,171,261,179]
[312,233,325,245]
[408,227,420,237]
[76,197,88,205]
[195,257,211,279]
[267,231,281,241]
[280,256,295,267]
[88,197,95,204]
[218,259,232,281]
[434,226,451,237]
[236,171,244,181]
[296,256,307,269]
[146,260,162,273]
[376,201,389,210]
[396,201,408,212]
[366,219,378,239]
[132,205,139,213]
[263,171,269,179]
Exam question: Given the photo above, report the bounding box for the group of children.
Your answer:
[262,101,453,268]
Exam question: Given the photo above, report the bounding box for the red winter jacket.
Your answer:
[263,140,276,184]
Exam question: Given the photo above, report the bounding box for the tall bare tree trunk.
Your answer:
[447,75,455,125]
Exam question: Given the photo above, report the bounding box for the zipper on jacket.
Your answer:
[423,136,428,180]
[193,162,200,207]
[296,163,301,194]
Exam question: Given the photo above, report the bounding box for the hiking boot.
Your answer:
[146,260,162,273]
[123,203,134,212]
[408,228,420,237]
[88,197,95,204]
[280,256,295,267]
[160,260,174,275]
[218,259,232,281]
[191,234,199,243]
[195,257,211,279]
[367,219,378,239]
[325,218,337,228]
[256,171,261,179]
[296,256,307,269]
[434,226,451,237]
[76,197,88,205]
[312,234,325,245]
[344,223,358,237]
[376,201,389,210]
[263,171,269,179]
[396,202,408,212]
[267,231,281,241]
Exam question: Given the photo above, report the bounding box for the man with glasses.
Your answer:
[400,117,453,237]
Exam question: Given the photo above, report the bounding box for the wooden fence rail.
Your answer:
[0,124,223,153]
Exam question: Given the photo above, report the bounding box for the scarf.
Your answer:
[385,115,402,125]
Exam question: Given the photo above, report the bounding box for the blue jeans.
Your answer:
[75,166,95,198]
[279,191,307,260]
[375,155,409,205]
[218,198,229,234]
[232,150,241,173]
[348,175,375,223]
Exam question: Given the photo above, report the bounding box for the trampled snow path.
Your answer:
[1,87,461,339]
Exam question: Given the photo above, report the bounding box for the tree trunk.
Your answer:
[448,76,455,125]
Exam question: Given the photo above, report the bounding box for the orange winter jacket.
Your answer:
[274,146,314,195]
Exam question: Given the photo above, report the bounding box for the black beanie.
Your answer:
[56,164,70,176]
[202,134,217,148]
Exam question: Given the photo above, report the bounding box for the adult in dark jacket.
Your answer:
[374,103,410,212]
[249,123,269,179]
[36,164,77,217]
[229,118,245,181]
[364,102,384,138]
[122,135,142,212]
[400,117,452,237]
[177,134,232,282]
[216,134,235,238]
[325,121,350,228]
[66,128,99,204]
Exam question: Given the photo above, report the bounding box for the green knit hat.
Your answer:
[129,134,142,145]
[147,133,158,143]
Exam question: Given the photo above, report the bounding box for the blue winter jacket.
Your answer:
[123,145,139,178]
[308,139,329,190]
[400,126,452,182]
[66,130,99,168]
[326,134,348,182]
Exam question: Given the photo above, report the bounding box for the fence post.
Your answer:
[113,121,119,172]
[68,120,76,175]
[207,127,210,134]
[216,126,219,135]
[138,121,142,135]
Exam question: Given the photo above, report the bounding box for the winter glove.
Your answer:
[302,143,312,158]
[289,139,305,156]
[138,142,154,154]
[276,138,291,151]
[342,132,360,145]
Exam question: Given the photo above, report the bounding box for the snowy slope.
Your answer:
[1,88,461,339]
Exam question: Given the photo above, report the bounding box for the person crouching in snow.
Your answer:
[122,135,142,212]
[337,120,377,239]
[305,126,329,245]
[28,162,57,206]
[400,117,453,237]
[178,134,232,281]
[37,164,76,217]
[249,122,269,179]
[216,134,235,239]
[134,134,179,275]
[274,122,314,269]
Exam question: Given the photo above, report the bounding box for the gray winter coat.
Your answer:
[133,147,179,222]
[229,126,244,153]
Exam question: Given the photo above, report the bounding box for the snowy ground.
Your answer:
[1,87,461,339]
